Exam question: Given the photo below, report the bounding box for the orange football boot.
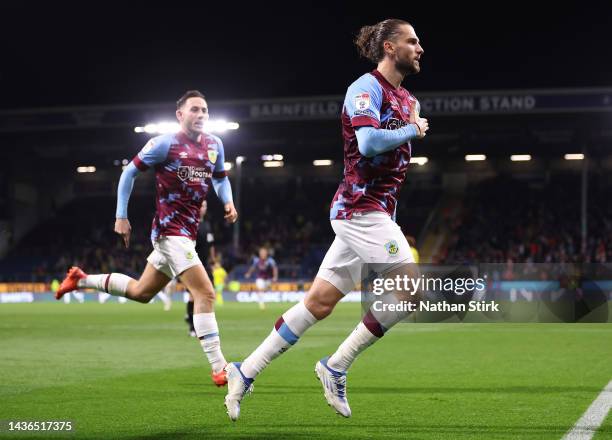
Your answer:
[55,266,87,300]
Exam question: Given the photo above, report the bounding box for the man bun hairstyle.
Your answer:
[355,19,412,63]
[176,90,206,109]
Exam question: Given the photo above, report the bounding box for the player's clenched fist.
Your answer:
[114,218,132,248]
[224,202,238,223]
[413,117,429,139]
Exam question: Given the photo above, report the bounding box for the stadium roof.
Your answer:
[1,88,611,166]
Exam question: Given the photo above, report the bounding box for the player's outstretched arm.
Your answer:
[114,135,168,247]
[211,137,238,223]
[115,162,140,247]
[212,175,237,223]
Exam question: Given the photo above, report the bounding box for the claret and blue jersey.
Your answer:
[251,257,277,280]
[132,131,228,242]
[330,69,419,221]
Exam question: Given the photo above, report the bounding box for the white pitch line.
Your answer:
[562,379,612,440]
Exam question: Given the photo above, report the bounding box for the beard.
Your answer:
[396,57,420,75]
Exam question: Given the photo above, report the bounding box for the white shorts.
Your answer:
[316,212,414,295]
[255,278,271,290]
[147,236,202,279]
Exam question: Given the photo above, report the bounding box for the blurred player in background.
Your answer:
[98,290,127,304]
[196,200,217,277]
[55,90,238,386]
[224,19,428,419]
[184,288,197,337]
[245,247,278,310]
[156,278,175,311]
[212,259,227,306]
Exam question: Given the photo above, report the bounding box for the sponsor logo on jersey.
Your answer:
[354,93,370,111]
[179,151,188,158]
[353,109,376,118]
[208,149,218,164]
[385,240,399,256]
[177,166,212,182]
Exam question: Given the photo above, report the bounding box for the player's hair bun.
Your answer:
[355,25,379,62]
[354,19,412,64]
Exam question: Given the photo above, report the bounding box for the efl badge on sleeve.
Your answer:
[354,93,371,111]
[208,149,218,164]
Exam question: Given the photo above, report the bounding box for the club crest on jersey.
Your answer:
[208,149,218,164]
[354,93,370,111]
[177,166,190,181]
[179,151,188,159]
[385,240,399,256]
[383,117,408,130]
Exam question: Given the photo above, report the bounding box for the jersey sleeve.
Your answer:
[132,135,171,171]
[268,257,277,268]
[211,136,227,178]
[343,74,383,129]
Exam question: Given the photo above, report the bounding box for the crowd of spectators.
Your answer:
[0,174,437,282]
[11,173,606,283]
[440,176,611,266]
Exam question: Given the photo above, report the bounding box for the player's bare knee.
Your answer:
[304,296,335,320]
[203,290,215,303]
[317,303,335,319]
[192,288,215,304]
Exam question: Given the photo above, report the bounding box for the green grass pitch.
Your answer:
[1,302,612,439]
